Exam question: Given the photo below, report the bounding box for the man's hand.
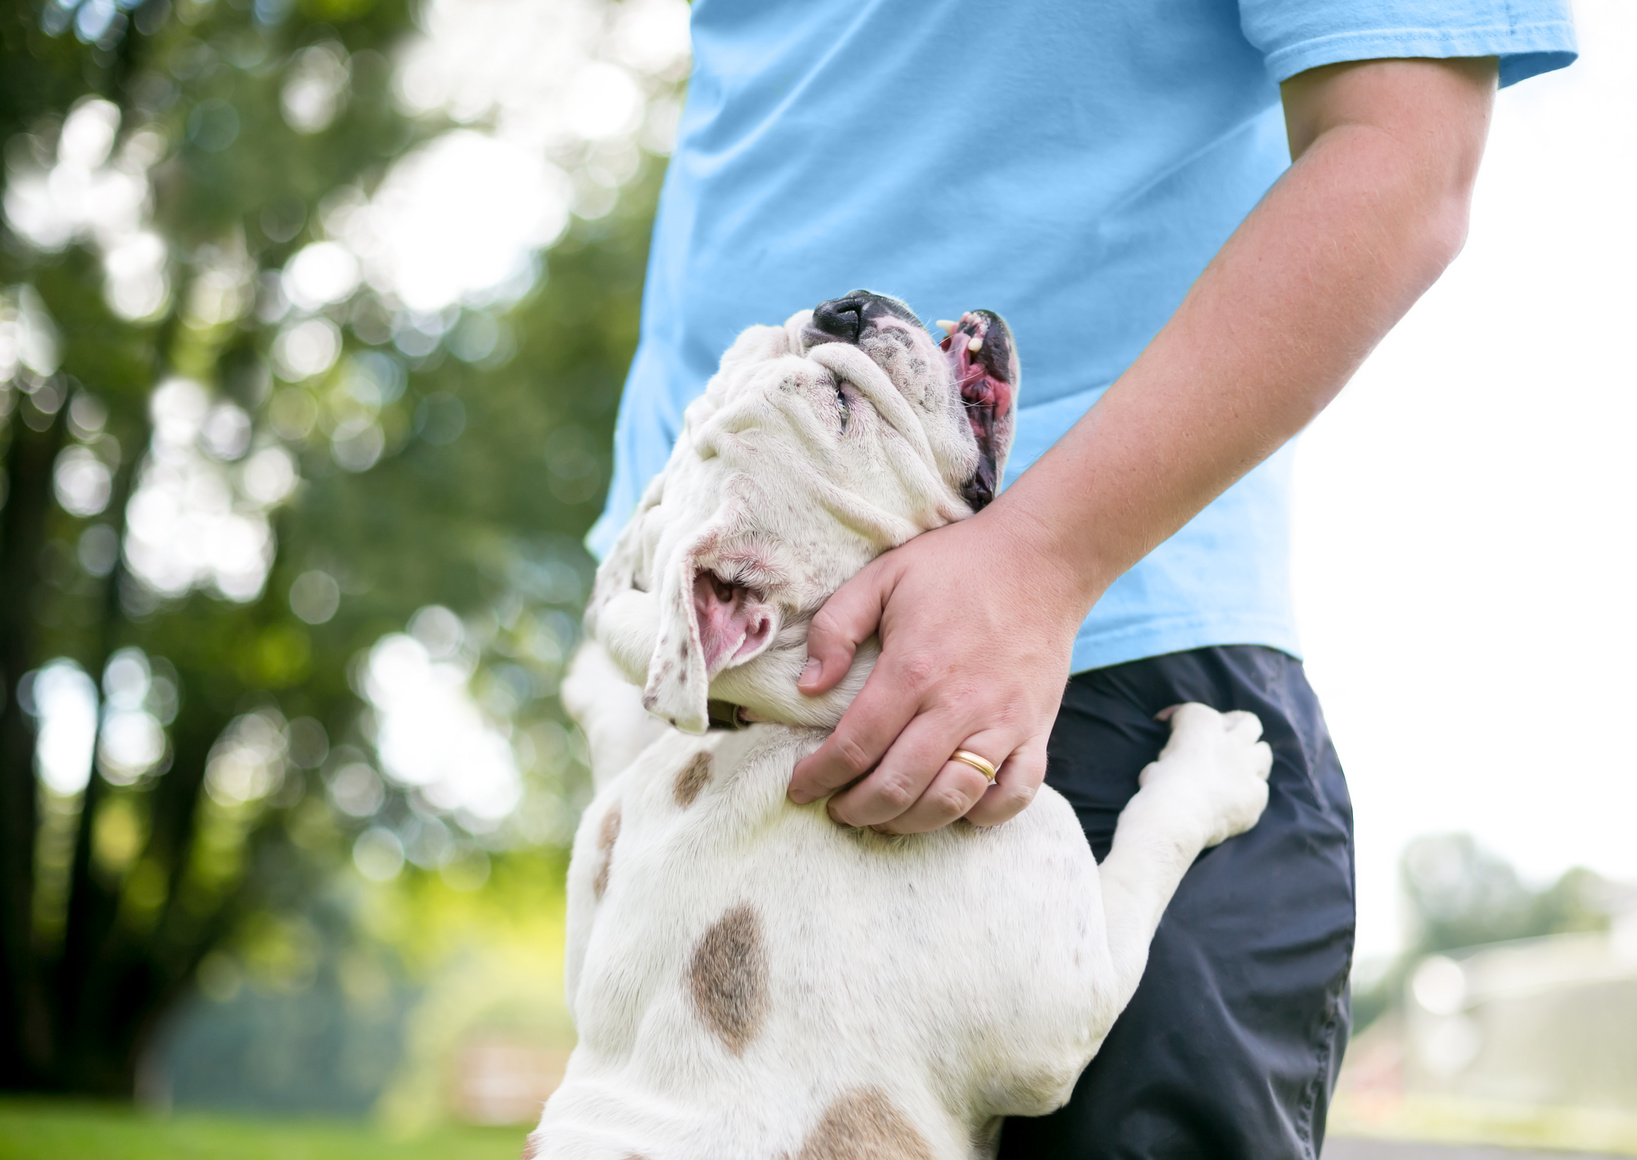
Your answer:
[788,508,1085,833]
[790,56,1497,832]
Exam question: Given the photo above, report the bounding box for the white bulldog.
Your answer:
[532,294,1272,1159]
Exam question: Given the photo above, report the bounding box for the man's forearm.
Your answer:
[992,57,1498,616]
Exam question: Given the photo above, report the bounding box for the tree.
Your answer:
[1350,833,1613,1032]
[0,0,683,1095]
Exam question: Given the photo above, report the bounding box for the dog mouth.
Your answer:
[938,310,1015,512]
[803,291,1016,512]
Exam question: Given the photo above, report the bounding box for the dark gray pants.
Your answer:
[997,646,1356,1159]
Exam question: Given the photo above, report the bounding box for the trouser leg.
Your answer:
[997,645,1356,1160]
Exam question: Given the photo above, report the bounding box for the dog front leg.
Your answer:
[562,639,671,791]
[1093,703,1272,1008]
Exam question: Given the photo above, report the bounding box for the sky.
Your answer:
[1290,0,1637,960]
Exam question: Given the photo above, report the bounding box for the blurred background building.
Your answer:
[0,0,1632,1147]
[1334,835,1637,1149]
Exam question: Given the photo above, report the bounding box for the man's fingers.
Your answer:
[825,711,968,829]
[798,557,895,695]
[788,664,919,803]
[872,761,992,835]
[964,737,1047,827]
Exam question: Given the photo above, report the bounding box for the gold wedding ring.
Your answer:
[950,749,999,784]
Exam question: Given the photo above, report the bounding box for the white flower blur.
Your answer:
[281,43,351,135]
[272,316,343,380]
[392,0,688,145]
[297,0,690,315]
[53,446,113,517]
[182,237,257,329]
[2,97,170,321]
[362,613,522,826]
[0,286,61,385]
[29,660,99,796]
[122,379,295,603]
[282,241,361,312]
[334,131,569,314]
[97,648,168,786]
[204,710,290,807]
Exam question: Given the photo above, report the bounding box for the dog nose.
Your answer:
[811,297,865,344]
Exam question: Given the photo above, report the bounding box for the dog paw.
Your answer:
[1139,703,1272,848]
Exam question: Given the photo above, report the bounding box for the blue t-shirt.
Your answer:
[589,0,1574,673]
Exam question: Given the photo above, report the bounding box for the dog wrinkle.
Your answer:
[1000,1062,1079,1115]
[688,903,770,1054]
[794,1087,935,1160]
[970,1116,1004,1155]
[593,805,621,901]
[674,751,713,808]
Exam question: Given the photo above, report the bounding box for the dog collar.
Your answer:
[706,700,750,731]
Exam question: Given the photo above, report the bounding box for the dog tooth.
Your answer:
[935,319,959,333]
[967,336,983,353]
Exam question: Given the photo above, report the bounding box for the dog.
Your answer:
[531,293,1273,1159]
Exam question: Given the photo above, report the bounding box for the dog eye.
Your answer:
[836,385,850,431]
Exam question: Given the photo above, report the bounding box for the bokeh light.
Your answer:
[27,661,99,796]
[363,610,523,828]
[123,379,285,602]
[3,97,170,321]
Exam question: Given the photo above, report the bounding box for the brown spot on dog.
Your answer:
[795,1088,934,1160]
[688,903,769,1054]
[598,805,621,850]
[519,1130,542,1160]
[592,804,621,900]
[673,752,713,807]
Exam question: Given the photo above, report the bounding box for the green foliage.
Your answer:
[127,846,574,1123]
[1351,833,1614,1033]
[0,0,672,1099]
[0,1099,524,1160]
[1400,834,1609,955]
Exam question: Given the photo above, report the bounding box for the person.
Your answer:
[586,1,1576,1154]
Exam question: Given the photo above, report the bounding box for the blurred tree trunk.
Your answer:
[55,416,163,1097]
[0,282,249,1092]
[0,395,68,1088]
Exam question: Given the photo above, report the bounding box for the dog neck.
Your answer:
[699,634,881,734]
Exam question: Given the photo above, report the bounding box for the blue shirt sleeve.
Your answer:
[1237,0,1576,87]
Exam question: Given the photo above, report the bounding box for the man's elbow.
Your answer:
[1390,111,1487,288]
[1423,180,1475,278]
[1424,94,1490,274]
[1384,80,1490,285]
[1285,55,1496,282]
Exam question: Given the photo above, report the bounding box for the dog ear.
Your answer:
[583,472,667,688]
[641,543,712,732]
[642,541,776,734]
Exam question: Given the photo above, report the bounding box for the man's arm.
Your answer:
[787,57,1498,833]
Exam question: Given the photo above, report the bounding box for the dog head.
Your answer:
[588,291,1018,733]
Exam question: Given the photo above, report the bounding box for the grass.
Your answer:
[0,1100,526,1160]
[16,1094,1637,1159]
[1331,1092,1637,1156]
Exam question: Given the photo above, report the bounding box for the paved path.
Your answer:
[1327,1138,1628,1160]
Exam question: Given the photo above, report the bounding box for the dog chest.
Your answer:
[561,730,1115,1134]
